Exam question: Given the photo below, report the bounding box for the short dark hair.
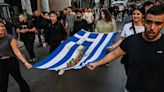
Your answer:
[49,11,57,15]
[0,20,5,25]
[67,7,72,10]
[131,7,145,16]
[43,12,49,15]
[146,5,164,16]
[64,8,67,10]
[143,1,154,8]
[155,0,162,5]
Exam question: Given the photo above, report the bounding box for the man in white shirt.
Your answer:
[82,8,94,32]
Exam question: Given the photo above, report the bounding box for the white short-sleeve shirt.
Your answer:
[121,22,145,38]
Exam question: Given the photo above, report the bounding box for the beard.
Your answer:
[144,30,161,41]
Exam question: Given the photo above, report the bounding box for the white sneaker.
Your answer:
[58,69,65,75]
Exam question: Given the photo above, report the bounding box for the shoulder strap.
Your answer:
[131,22,136,34]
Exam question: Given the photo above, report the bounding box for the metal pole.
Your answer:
[26,0,32,15]
[21,0,27,15]
[41,0,50,12]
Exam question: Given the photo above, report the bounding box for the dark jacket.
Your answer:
[45,21,67,45]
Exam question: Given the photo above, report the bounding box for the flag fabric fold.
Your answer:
[33,29,118,71]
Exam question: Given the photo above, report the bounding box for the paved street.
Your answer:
[8,21,127,92]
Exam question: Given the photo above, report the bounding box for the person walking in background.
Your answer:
[108,7,145,74]
[32,10,44,47]
[72,10,88,35]
[65,7,76,37]
[154,0,162,6]
[82,8,94,32]
[0,20,32,92]
[142,1,154,13]
[43,11,67,53]
[118,3,125,22]
[88,5,164,92]
[95,9,116,33]
[43,11,67,76]
[60,8,67,27]
[94,9,117,66]
[113,5,119,20]
[123,5,130,23]
[41,12,50,47]
[16,14,37,63]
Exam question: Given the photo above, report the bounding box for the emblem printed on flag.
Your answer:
[33,29,118,71]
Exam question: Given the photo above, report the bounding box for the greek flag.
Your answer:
[33,29,117,71]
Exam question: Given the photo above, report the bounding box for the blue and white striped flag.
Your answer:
[33,29,117,71]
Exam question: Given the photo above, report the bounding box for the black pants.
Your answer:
[0,57,30,92]
[87,23,93,32]
[23,39,35,59]
[50,41,61,53]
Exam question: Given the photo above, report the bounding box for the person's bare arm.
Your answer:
[108,37,124,50]
[88,46,125,70]
[10,39,32,69]
[65,22,68,30]
[16,28,24,33]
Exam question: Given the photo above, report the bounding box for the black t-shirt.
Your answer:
[16,21,35,41]
[120,33,164,92]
